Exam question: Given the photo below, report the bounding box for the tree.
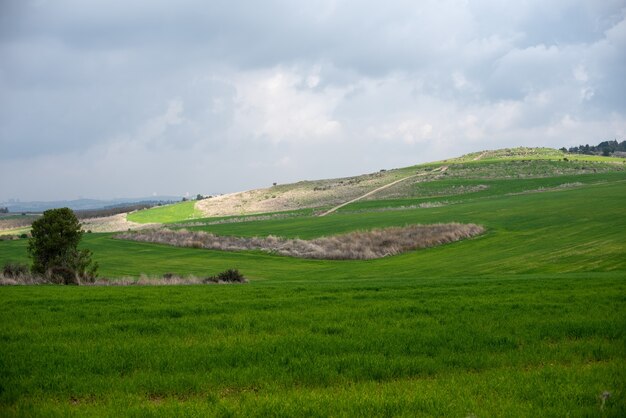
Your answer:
[27,208,98,284]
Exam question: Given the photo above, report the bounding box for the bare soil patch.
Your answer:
[81,213,159,233]
[195,168,448,218]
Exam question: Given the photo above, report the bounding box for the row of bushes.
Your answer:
[2,261,96,285]
[1,262,247,285]
[117,223,485,260]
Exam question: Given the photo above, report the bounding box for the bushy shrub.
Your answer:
[204,269,246,283]
[48,266,79,285]
[28,208,98,282]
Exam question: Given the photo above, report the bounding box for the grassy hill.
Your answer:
[0,147,625,416]
[126,147,624,223]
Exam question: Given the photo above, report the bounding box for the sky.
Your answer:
[1,0,625,201]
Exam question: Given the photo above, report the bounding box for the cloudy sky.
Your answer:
[1,0,625,201]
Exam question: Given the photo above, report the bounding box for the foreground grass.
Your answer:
[127,200,202,224]
[1,273,624,416]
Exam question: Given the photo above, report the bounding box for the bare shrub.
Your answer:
[116,223,485,260]
[0,272,53,285]
[48,266,79,285]
[0,272,247,286]
[3,262,29,278]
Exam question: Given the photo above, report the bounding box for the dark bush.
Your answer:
[28,208,98,282]
[20,233,28,239]
[48,266,79,285]
[3,262,29,278]
[204,269,246,283]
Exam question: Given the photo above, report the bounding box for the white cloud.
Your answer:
[136,98,185,143]
[573,65,589,82]
[232,67,344,143]
[1,0,625,201]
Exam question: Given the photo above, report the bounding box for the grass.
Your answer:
[0,274,624,416]
[127,200,203,224]
[0,156,625,416]
[346,171,626,211]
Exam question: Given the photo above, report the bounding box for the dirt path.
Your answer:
[472,152,487,161]
[318,166,448,217]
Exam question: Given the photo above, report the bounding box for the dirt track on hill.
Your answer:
[318,166,448,216]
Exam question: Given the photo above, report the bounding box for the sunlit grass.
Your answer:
[127,200,203,224]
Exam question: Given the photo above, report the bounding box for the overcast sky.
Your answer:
[1,0,625,201]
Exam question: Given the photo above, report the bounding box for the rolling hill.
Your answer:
[0,146,624,416]
[128,146,624,223]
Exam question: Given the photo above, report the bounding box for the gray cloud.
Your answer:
[1,0,625,201]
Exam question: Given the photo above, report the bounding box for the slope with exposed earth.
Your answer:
[187,147,623,220]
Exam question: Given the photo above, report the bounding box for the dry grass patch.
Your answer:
[81,213,159,233]
[507,182,585,195]
[116,223,485,260]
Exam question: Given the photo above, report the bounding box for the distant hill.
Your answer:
[0,196,182,213]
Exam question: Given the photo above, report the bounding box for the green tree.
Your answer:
[27,208,98,284]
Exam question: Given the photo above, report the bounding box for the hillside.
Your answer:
[128,147,624,223]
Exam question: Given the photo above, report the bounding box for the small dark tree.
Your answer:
[27,208,98,283]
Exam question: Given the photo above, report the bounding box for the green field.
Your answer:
[127,200,203,224]
[1,153,625,416]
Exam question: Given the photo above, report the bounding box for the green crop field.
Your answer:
[1,152,625,416]
[127,200,203,224]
